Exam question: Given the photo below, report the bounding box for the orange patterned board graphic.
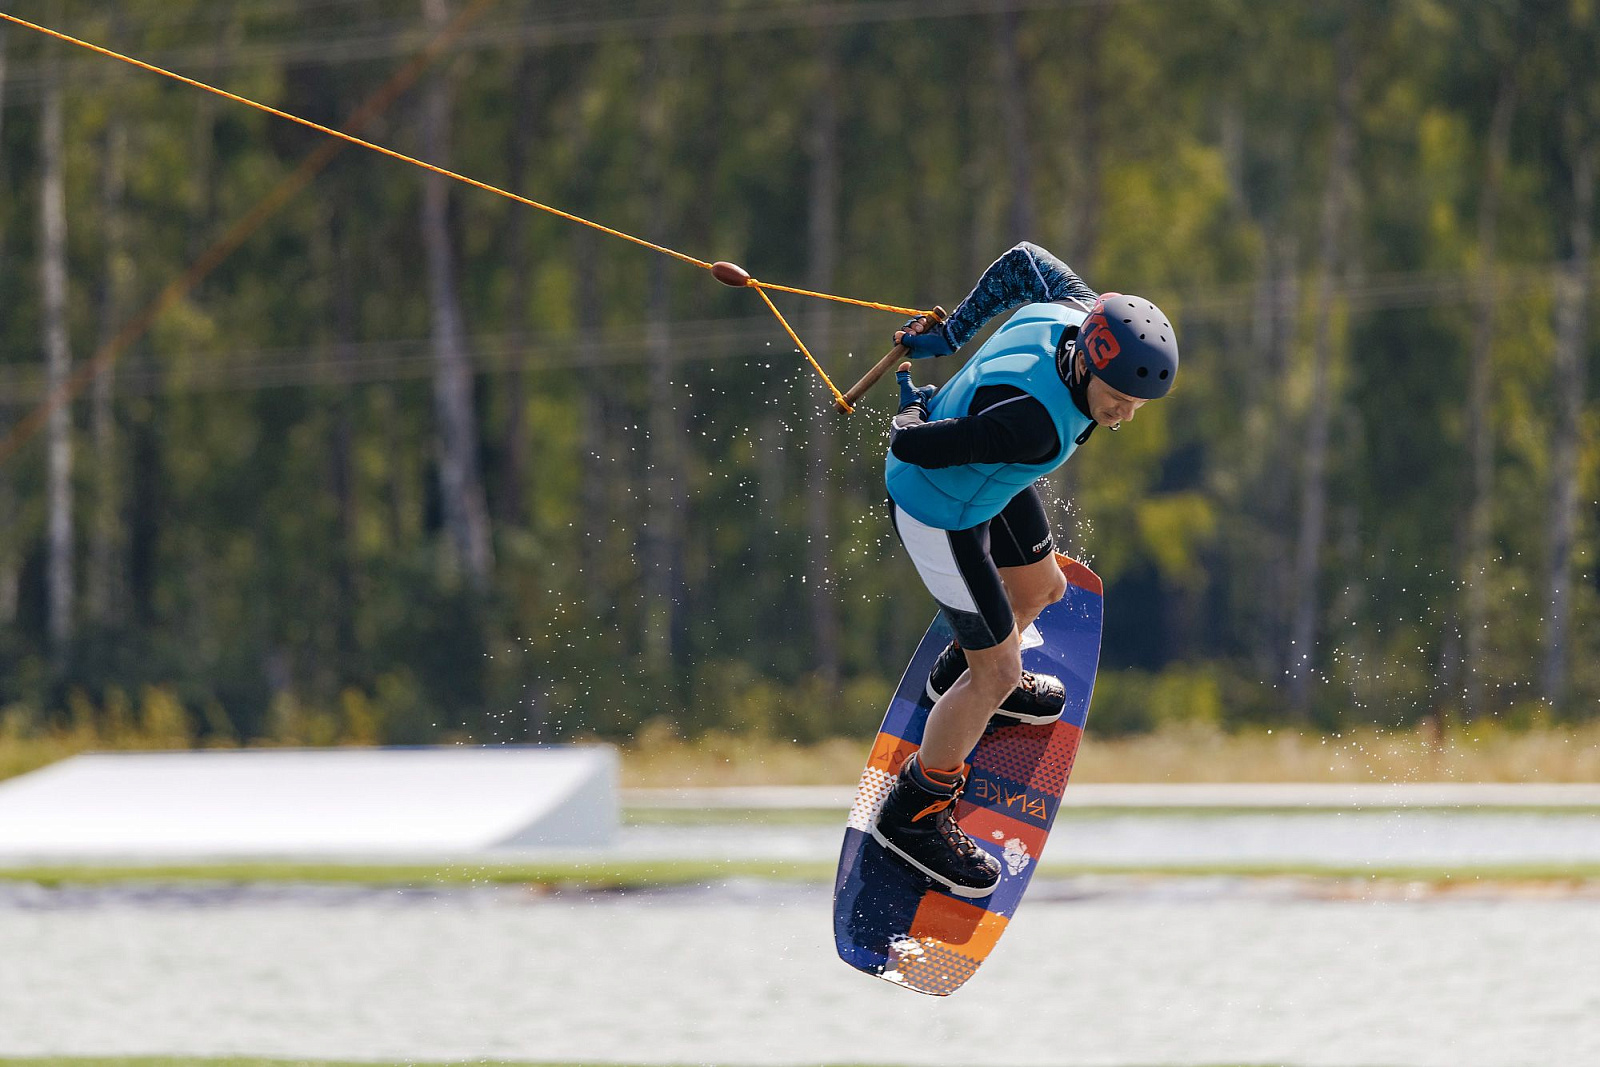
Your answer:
[834,554,1103,995]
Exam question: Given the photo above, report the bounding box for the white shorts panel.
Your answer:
[893,506,980,613]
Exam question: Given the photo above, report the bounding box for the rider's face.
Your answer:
[1076,351,1149,429]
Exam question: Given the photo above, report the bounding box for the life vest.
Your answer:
[884,302,1093,530]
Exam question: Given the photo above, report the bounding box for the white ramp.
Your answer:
[0,745,619,860]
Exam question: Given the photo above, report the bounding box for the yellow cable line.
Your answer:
[0,10,931,412]
[751,279,926,319]
[0,0,500,467]
[749,285,848,410]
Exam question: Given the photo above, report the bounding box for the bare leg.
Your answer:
[917,556,1068,769]
[999,554,1068,635]
[918,630,1021,769]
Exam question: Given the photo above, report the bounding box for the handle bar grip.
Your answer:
[834,306,946,414]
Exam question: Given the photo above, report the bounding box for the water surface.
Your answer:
[2,878,1595,1067]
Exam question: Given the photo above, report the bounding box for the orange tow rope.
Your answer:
[0,11,932,413]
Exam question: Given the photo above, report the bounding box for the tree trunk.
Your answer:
[498,50,539,528]
[1258,232,1300,668]
[640,40,684,671]
[805,33,842,688]
[642,257,681,668]
[0,22,17,627]
[995,10,1033,242]
[329,211,361,662]
[1541,131,1595,710]
[574,226,608,606]
[962,86,996,282]
[187,7,236,263]
[375,383,411,544]
[419,0,493,589]
[1286,31,1357,717]
[88,117,129,625]
[1459,72,1517,719]
[40,66,74,657]
[1066,11,1104,260]
[559,47,611,609]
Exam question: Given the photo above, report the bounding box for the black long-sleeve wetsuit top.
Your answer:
[889,243,1100,469]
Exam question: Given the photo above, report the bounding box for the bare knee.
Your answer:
[966,647,1022,701]
[1018,572,1068,620]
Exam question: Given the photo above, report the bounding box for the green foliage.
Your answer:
[0,0,1596,749]
[1090,664,1245,736]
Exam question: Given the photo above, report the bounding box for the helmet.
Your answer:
[1076,292,1179,400]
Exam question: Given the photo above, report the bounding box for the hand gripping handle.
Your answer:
[835,306,947,414]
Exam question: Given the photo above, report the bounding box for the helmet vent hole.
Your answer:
[1159,370,1169,379]
[1139,333,1146,339]
[1137,366,1149,377]
[1122,318,1132,323]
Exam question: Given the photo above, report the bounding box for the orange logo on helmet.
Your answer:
[1080,293,1123,370]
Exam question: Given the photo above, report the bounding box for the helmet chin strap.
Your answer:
[1060,328,1120,436]
[1061,336,1120,429]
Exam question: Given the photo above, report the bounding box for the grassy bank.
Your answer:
[0,1061,664,1067]
[2,857,1597,889]
[620,721,1600,786]
[0,1062,1292,1067]
[4,718,1598,789]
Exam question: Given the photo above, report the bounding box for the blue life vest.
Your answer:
[885,302,1093,530]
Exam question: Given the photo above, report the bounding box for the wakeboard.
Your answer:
[833,552,1103,995]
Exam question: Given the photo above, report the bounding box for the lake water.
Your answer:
[2,877,1596,1067]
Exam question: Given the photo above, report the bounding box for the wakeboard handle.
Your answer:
[836,306,948,414]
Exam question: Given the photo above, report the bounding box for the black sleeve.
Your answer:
[889,386,1060,469]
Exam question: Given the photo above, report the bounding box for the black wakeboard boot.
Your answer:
[871,753,1001,898]
[925,641,1067,725]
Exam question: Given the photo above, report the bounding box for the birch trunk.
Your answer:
[0,23,17,627]
[330,213,360,660]
[420,0,493,589]
[996,10,1033,242]
[498,50,538,528]
[89,118,129,624]
[1067,11,1104,261]
[1286,33,1357,717]
[41,67,74,655]
[805,34,841,687]
[574,226,608,604]
[1540,132,1595,709]
[1260,233,1300,669]
[187,7,236,262]
[641,40,684,670]
[1459,74,1517,719]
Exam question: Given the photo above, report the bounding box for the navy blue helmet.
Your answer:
[1077,292,1179,400]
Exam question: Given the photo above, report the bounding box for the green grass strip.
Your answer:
[0,1060,644,1067]
[0,858,835,890]
[1,857,1596,889]
[0,1061,596,1067]
[625,805,1600,824]
[1050,861,1600,881]
[0,1062,1312,1067]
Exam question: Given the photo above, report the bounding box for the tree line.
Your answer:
[0,0,1596,748]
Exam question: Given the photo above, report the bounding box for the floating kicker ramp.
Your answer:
[0,745,619,860]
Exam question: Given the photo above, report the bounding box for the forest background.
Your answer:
[1,0,1597,773]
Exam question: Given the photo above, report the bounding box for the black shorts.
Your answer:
[887,485,1055,651]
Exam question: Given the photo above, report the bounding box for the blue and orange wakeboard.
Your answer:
[833,553,1102,995]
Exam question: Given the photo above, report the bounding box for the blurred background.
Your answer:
[1,3,1599,1064]
[0,0,1598,764]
